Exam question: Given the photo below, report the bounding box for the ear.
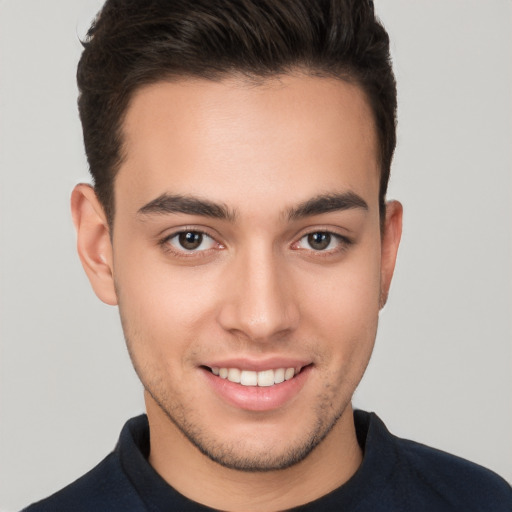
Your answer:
[379,200,403,309]
[71,184,118,306]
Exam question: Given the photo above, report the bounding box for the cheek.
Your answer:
[299,246,381,360]
[305,249,381,317]
[113,248,221,355]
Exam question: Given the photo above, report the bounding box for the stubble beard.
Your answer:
[138,364,351,473]
[146,385,348,472]
[118,300,359,473]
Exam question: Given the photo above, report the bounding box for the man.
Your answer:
[23,0,511,510]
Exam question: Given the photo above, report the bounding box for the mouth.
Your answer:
[204,365,308,387]
[201,362,312,411]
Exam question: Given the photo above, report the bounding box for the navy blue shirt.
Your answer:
[24,411,512,511]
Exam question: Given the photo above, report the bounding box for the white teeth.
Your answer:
[257,369,275,387]
[211,366,302,386]
[240,370,258,386]
[227,368,241,383]
[274,368,285,384]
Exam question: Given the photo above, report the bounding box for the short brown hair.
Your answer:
[77,0,396,225]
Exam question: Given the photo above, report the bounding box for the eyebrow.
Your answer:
[138,193,236,221]
[137,191,368,222]
[287,192,368,220]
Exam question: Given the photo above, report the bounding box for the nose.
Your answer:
[217,245,300,342]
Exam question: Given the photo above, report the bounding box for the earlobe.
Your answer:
[71,184,118,306]
[379,200,403,309]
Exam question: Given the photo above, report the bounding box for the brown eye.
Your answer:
[307,232,331,250]
[178,231,203,250]
[164,230,219,255]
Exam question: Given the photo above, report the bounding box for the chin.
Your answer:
[148,383,350,473]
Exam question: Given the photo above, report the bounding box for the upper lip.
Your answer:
[202,357,311,372]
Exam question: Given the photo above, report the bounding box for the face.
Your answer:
[77,74,401,472]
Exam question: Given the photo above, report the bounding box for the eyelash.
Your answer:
[159,228,353,258]
[159,229,221,258]
[295,231,352,252]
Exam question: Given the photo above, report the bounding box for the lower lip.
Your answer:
[202,365,312,412]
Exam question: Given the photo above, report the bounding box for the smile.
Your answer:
[209,366,303,387]
[203,363,312,411]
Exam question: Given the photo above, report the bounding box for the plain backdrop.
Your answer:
[1,1,511,510]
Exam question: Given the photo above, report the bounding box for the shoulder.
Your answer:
[21,452,145,512]
[354,411,512,511]
[391,428,512,510]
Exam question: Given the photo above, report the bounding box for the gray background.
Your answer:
[1,0,511,510]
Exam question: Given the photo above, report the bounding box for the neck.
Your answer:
[146,396,362,511]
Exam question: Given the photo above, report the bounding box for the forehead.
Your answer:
[117,74,379,216]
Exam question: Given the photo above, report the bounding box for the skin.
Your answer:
[72,74,402,511]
